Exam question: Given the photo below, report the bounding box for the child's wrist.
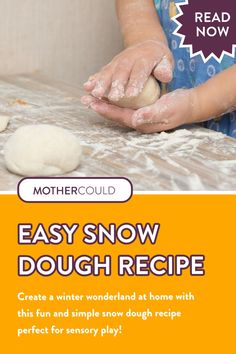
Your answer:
[185,88,202,123]
[188,87,210,123]
[191,83,229,123]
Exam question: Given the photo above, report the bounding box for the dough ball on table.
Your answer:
[0,114,10,132]
[109,76,161,109]
[4,124,82,176]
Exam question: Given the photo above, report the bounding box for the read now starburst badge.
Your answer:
[172,0,236,63]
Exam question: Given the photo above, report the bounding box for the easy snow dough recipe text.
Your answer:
[17,223,205,277]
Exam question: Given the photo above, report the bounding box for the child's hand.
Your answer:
[131,89,198,133]
[81,88,198,134]
[83,40,173,102]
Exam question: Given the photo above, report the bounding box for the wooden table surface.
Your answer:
[0,74,236,191]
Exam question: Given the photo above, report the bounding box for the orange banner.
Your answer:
[1,195,235,353]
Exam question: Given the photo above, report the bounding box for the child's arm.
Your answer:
[194,64,236,121]
[83,0,173,102]
[117,0,168,47]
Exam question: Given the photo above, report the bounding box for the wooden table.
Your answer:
[0,74,236,191]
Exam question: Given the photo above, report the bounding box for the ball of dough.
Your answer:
[4,124,82,176]
[0,114,10,132]
[109,76,160,110]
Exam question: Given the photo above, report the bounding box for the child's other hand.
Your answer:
[81,88,198,134]
[131,89,198,133]
[83,40,173,102]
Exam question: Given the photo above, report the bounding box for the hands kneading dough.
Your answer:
[109,76,161,109]
[4,125,82,176]
[81,76,162,132]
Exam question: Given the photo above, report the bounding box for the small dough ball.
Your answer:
[0,114,10,132]
[4,124,82,176]
[109,76,161,110]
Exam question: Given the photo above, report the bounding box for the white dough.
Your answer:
[109,76,161,110]
[0,114,10,132]
[4,124,82,176]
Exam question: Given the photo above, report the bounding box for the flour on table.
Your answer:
[0,75,236,191]
[0,114,10,132]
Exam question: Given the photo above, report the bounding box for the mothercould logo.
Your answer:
[172,0,236,63]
